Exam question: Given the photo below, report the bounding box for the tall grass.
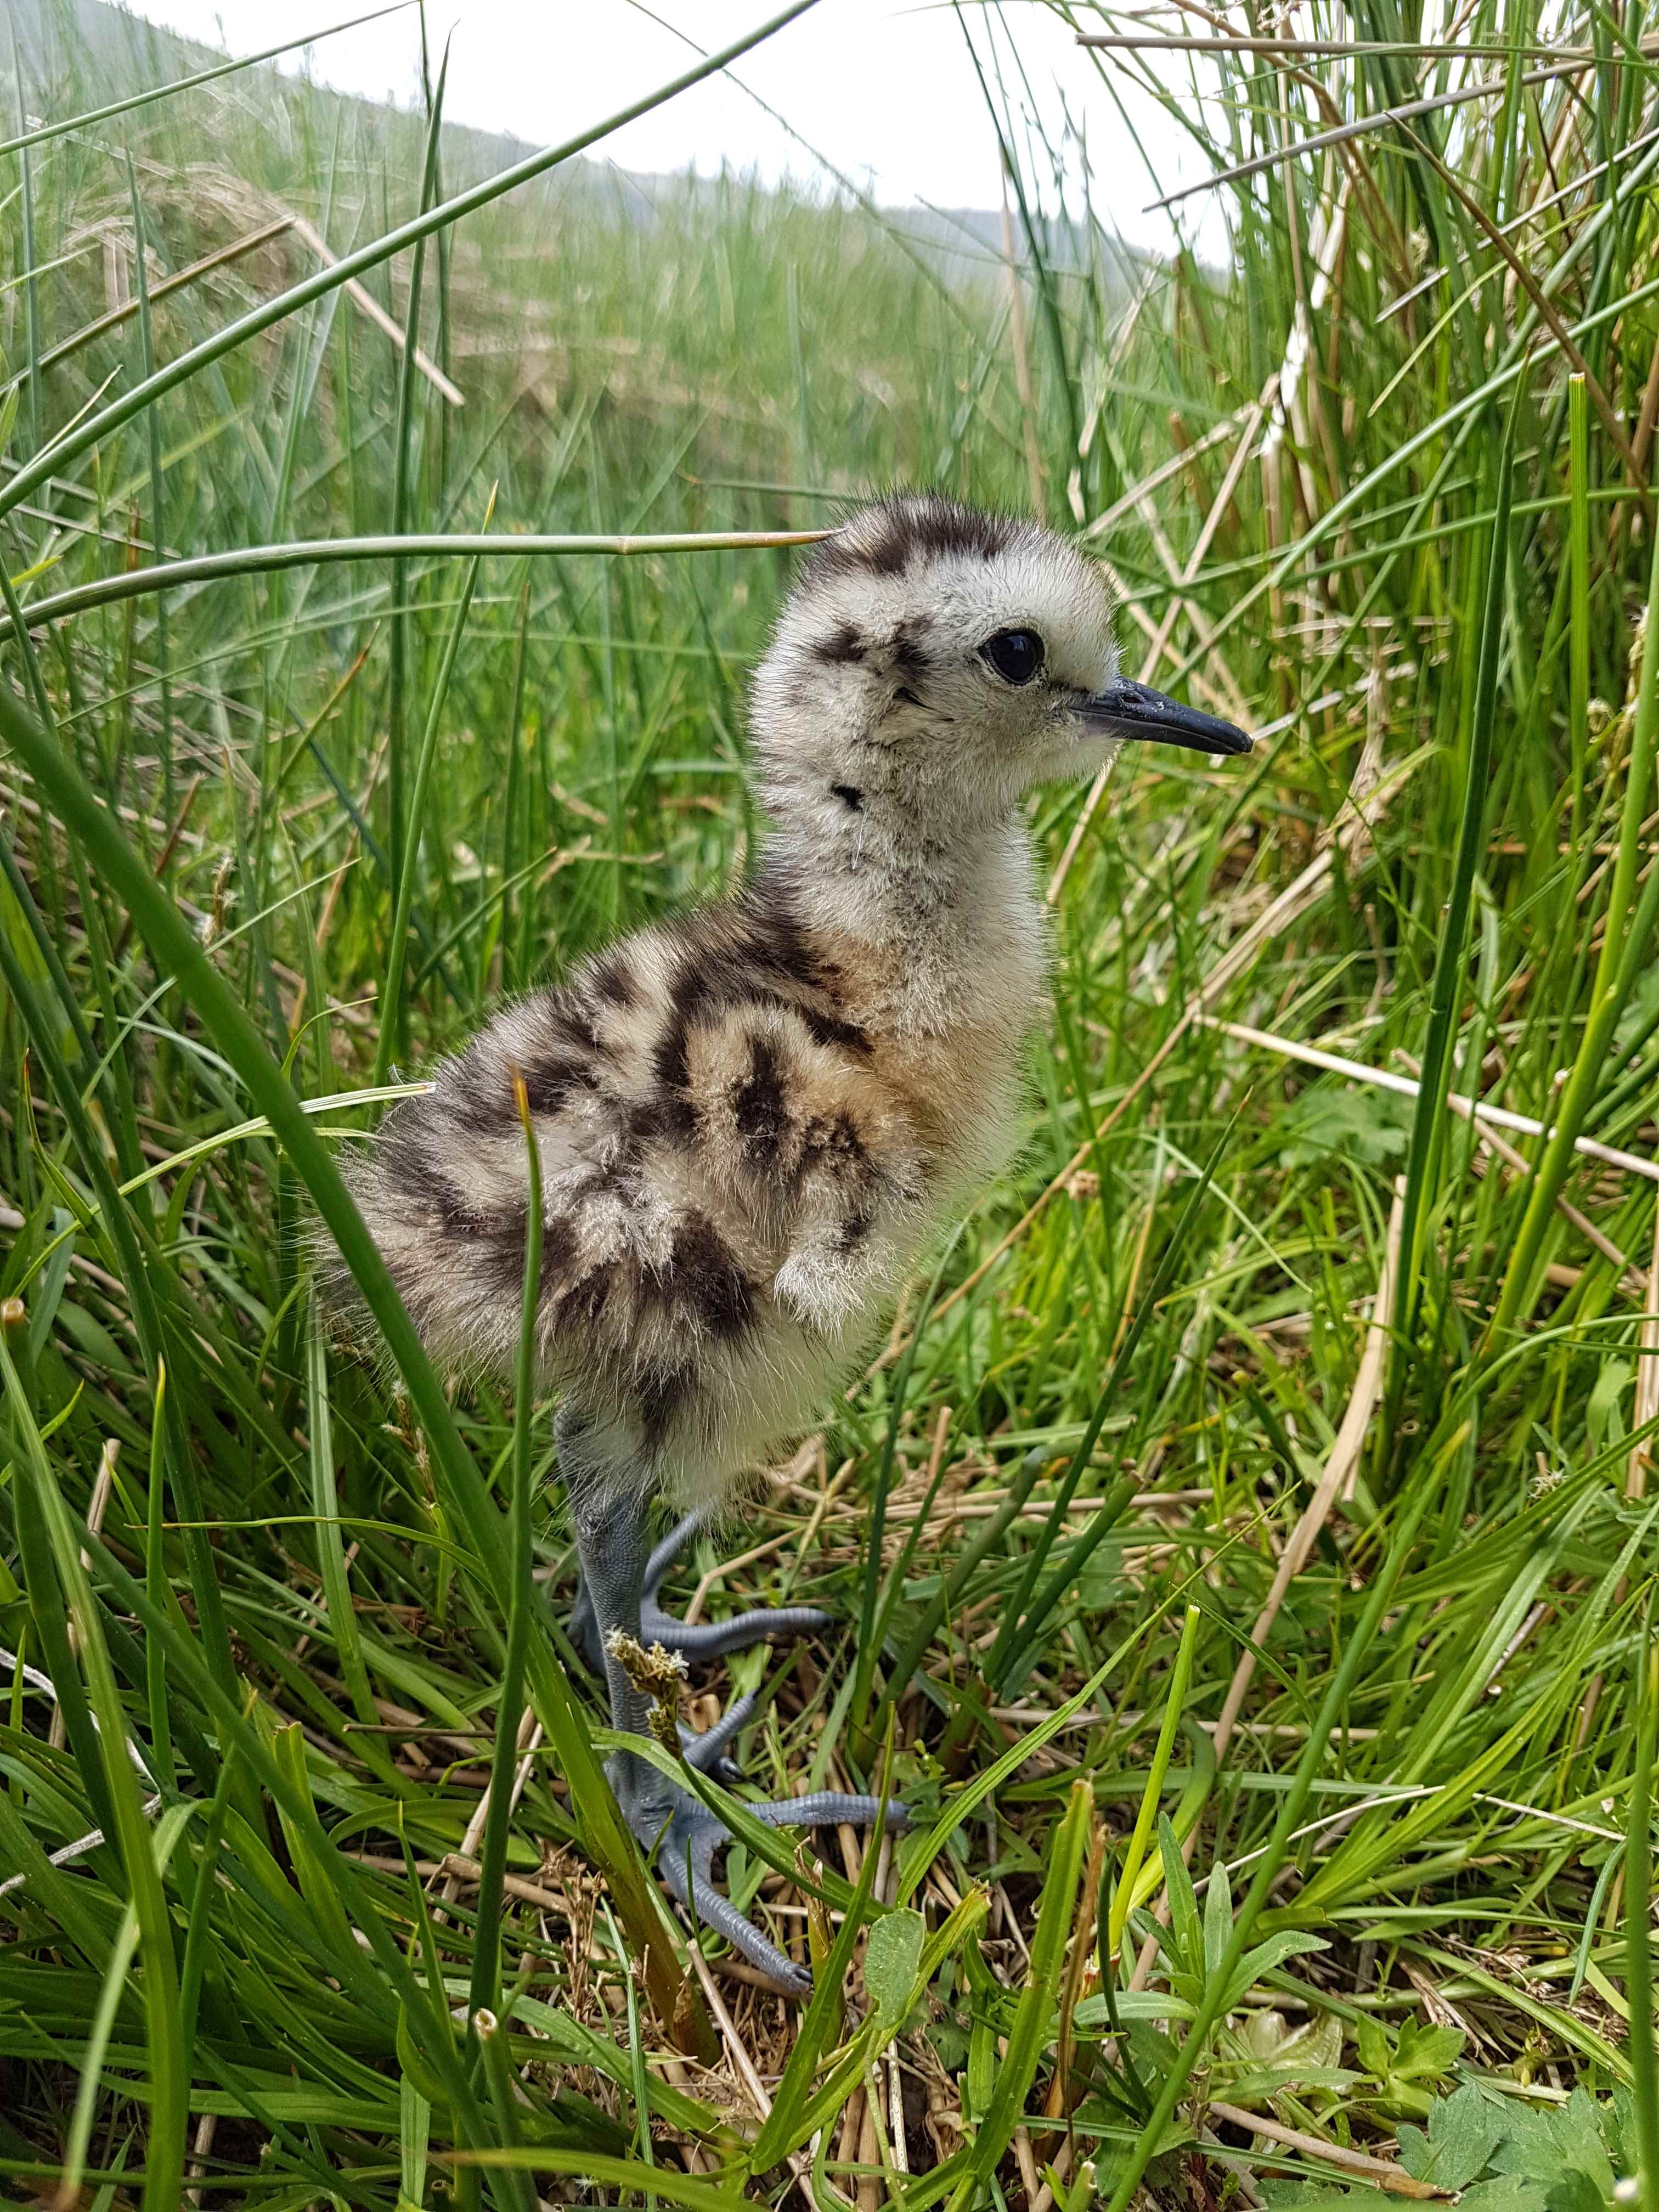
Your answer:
[2,0,1659,2202]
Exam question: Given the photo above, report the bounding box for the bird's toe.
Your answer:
[641,1597,834,1663]
[631,1775,902,1999]
[571,1580,832,1680]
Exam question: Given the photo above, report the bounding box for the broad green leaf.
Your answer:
[1202,1848,1232,1977]
[864,1906,926,2016]
[1159,1813,1201,1979]
[1400,2083,1507,2188]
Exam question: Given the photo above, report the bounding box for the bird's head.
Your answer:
[749,493,1249,838]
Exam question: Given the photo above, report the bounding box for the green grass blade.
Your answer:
[304,1288,381,1731]
[1627,1620,1659,2198]
[0,531,825,636]
[386,43,450,904]
[987,1114,1236,1697]
[376,527,486,1082]
[1489,494,1659,1339]
[1391,380,1521,1368]
[125,155,172,824]
[1107,1602,1201,1959]
[467,1068,544,2022]
[936,1779,1092,2212]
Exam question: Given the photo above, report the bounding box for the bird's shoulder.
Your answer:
[423,886,898,1156]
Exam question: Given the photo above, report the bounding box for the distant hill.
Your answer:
[3,0,1132,293]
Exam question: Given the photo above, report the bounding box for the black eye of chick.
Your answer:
[980,628,1045,685]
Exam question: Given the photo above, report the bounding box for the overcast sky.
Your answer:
[122,1,1223,256]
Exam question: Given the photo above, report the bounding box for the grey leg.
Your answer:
[558,1404,675,1825]
[570,1502,831,1674]
[557,1403,905,1997]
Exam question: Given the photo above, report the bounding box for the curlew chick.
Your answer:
[337,494,1249,1994]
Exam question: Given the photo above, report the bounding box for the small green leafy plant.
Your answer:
[1263,2081,1631,2208]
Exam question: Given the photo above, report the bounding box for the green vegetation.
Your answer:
[2,0,1658,2201]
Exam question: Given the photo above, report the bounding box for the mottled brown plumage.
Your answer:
[329,493,1249,1995]
[348,873,971,1496]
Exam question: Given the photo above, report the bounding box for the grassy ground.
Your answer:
[2,0,1659,2204]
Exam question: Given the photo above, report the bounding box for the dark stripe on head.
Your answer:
[813,620,866,665]
[804,494,1027,585]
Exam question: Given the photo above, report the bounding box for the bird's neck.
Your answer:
[756,783,1051,1043]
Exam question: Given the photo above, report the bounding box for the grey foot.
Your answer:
[619,1705,908,1997]
[570,1508,831,1675]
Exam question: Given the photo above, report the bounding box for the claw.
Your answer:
[684,1691,758,1776]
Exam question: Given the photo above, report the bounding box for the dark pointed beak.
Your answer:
[1073,677,1252,758]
